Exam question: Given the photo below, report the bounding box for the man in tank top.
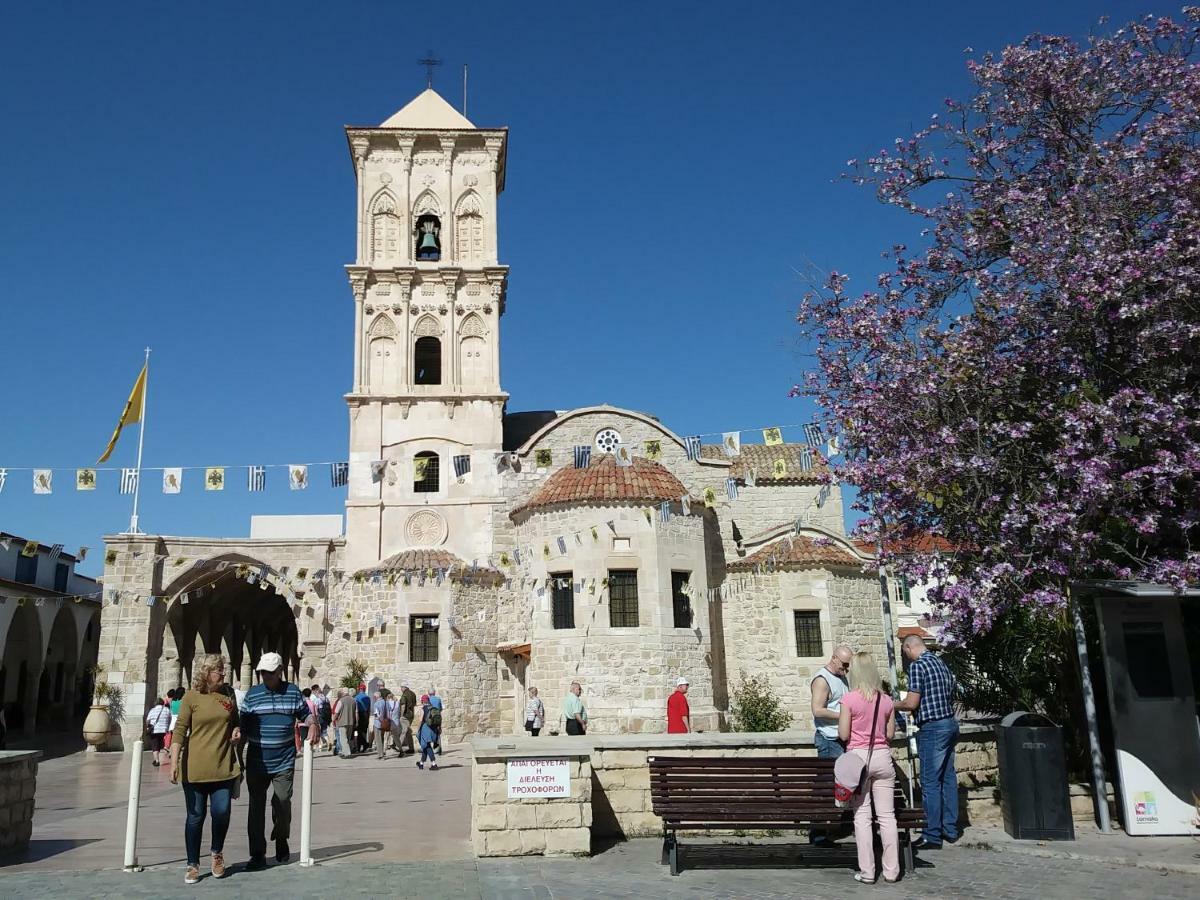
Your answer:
[809,644,854,845]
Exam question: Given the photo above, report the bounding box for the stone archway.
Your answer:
[41,605,81,733]
[0,603,43,736]
[153,555,302,699]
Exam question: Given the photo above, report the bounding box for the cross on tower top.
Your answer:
[417,52,443,89]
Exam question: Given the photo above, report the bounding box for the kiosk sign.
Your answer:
[506,758,571,799]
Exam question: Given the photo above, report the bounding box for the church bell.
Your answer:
[418,231,439,252]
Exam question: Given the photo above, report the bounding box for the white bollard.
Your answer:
[299,739,315,866]
[123,739,145,872]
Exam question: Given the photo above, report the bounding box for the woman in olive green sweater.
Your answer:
[169,653,241,885]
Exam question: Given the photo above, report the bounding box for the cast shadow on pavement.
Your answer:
[651,841,936,876]
[0,839,101,867]
[311,841,385,863]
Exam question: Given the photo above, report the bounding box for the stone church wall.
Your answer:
[720,567,882,729]
[322,573,502,743]
[511,504,715,734]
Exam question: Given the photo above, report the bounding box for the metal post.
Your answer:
[1073,597,1112,832]
[127,347,150,534]
[299,739,315,866]
[123,739,145,872]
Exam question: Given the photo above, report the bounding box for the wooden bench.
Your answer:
[648,755,926,876]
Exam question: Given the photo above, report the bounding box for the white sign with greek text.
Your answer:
[506,757,571,799]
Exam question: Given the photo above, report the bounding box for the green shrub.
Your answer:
[730,672,793,732]
[339,658,369,690]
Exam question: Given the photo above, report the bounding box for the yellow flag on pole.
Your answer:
[98,364,147,463]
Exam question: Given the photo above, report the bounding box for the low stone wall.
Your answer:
[0,750,40,856]
[472,739,593,857]
[472,725,999,854]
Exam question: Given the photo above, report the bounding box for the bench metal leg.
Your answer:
[904,829,915,877]
[668,834,680,876]
[661,829,670,866]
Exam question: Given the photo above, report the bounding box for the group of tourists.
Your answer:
[809,635,959,884]
[156,652,446,884]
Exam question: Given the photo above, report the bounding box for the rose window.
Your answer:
[595,428,622,454]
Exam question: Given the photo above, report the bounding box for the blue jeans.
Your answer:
[916,717,960,843]
[420,743,437,764]
[183,780,233,866]
[814,731,846,760]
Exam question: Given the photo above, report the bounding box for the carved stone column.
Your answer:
[351,136,370,265]
[441,135,457,261]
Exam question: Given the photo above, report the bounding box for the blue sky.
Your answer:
[0,1,1152,576]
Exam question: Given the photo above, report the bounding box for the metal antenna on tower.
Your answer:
[463,64,468,117]
[418,52,443,88]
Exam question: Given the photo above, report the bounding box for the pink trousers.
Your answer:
[849,747,899,881]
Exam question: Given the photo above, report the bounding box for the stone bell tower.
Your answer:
[343,88,509,571]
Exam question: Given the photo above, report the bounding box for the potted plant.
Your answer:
[83,666,124,749]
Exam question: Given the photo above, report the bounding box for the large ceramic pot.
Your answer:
[82,704,111,748]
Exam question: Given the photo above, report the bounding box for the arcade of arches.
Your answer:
[0,597,100,739]
[157,560,302,697]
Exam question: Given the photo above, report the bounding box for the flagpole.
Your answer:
[127,347,150,534]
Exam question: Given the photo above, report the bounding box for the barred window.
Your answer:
[608,569,639,628]
[671,571,693,629]
[410,616,439,662]
[794,610,823,657]
[551,572,575,629]
[414,451,440,493]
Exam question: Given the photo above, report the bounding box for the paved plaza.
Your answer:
[0,748,1197,898]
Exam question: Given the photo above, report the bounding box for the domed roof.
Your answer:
[512,455,688,516]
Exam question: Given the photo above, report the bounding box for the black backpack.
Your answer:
[426,706,442,729]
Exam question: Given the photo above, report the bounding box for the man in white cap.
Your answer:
[238,652,318,869]
[667,676,691,734]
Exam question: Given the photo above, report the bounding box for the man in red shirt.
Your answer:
[666,677,691,733]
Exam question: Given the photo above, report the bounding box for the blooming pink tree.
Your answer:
[798,13,1200,639]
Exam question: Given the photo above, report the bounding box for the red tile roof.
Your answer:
[513,454,688,516]
[728,535,861,572]
[373,549,464,571]
[701,443,828,485]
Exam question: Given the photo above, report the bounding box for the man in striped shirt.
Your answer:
[896,635,960,849]
[239,653,318,869]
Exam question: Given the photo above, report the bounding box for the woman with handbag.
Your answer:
[523,687,545,736]
[169,653,242,885]
[837,651,899,884]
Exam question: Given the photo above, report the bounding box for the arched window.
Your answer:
[367,316,398,390]
[415,214,441,261]
[458,314,488,386]
[455,192,484,265]
[370,192,401,262]
[414,451,440,493]
[414,336,441,385]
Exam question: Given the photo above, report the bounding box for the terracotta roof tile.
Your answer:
[512,454,688,516]
[727,535,860,572]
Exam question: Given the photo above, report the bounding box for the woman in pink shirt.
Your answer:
[838,651,899,884]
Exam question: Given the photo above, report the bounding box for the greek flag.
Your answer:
[330,462,349,487]
[816,484,830,508]
[119,468,139,495]
[574,445,591,468]
[681,494,691,516]
[48,543,64,563]
[248,465,266,492]
[725,477,739,500]
[684,435,702,461]
[0,468,6,494]
[659,500,672,524]
[556,536,567,555]
[803,423,824,448]
[453,454,471,478]
[799,446,814,472]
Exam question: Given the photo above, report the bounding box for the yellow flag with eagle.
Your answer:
[97,363,147,463]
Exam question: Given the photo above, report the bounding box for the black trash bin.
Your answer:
[995,712,1075,840]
